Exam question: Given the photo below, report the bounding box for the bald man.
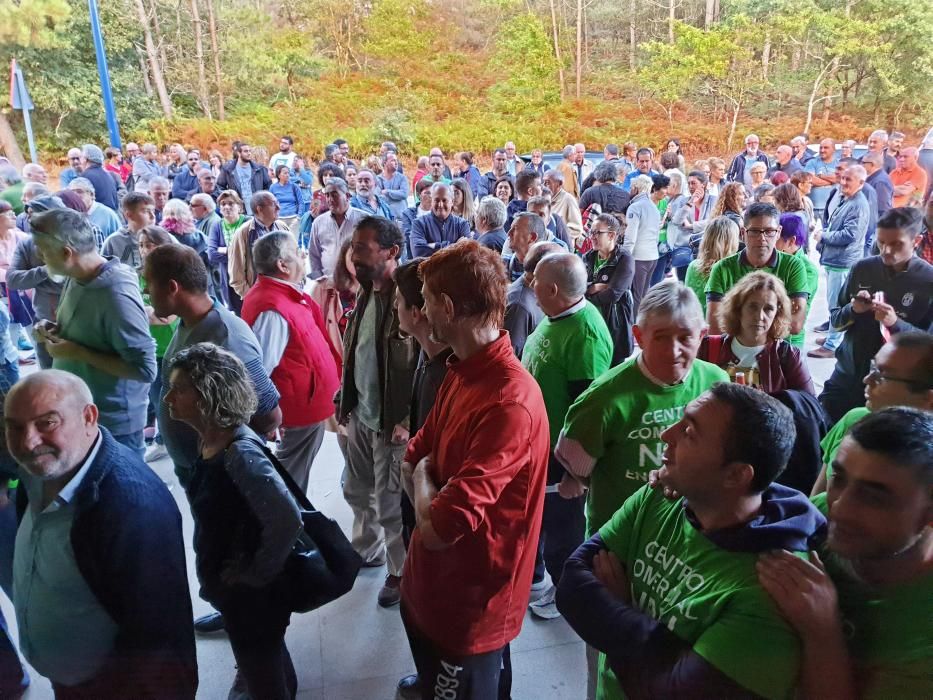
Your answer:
[522,252,613,618]
[59,148,83,189]
[890,147,928,208]
[770,145,802,177]
[5,371,196,697]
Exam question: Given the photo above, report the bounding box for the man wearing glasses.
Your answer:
[705,202,810,345]
[726,133,770,188]
[811,331,932,495]
[59,147,84,189]
[819,207,933,422]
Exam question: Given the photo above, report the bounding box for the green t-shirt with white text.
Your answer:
[522,302,613,447]
[597,486,803,700]
[560,357,728,534]
[812,494,933,698]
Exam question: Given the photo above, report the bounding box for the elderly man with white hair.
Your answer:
[79,144,120,211]
[474,195,508,252]
[67,177,121,240]
[28,208,157,455]
[809,163,872,360]
[864,129,896,173]
[544,167,584,243]
[59,147,84,189]
[21,163,47,185]
[521,251,613,619]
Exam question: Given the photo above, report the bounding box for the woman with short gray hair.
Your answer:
[165,342,303,699]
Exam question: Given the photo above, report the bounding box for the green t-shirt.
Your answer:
[787,248,820,348]
[684,261,709,314]
[597,486,803,700]
[812,494,933,699]
[820,407,869,481]
[522,302,613,446]
[706,250,809,347]
[138,272,178,358]
[559,357,728,534]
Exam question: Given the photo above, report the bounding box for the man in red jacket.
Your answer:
[400,239,550,699]
[241,231,342,491]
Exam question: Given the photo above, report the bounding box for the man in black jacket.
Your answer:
[216,143,272,215]
[79,144,120,212]
[6,370,197,698]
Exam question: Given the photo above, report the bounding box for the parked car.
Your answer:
[520,151,605,170]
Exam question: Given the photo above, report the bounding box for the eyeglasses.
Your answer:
[587,228,611,238]
[745,228,780,239]
[865,360,931,390]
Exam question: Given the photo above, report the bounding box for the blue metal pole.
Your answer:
[88,0,121,148]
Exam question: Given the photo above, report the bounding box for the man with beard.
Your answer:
[758,408,933,699]
[216,143,272,216]
[399,239,549,699]
[337,216,417,608]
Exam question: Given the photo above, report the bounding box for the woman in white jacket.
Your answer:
[622,173,670,314]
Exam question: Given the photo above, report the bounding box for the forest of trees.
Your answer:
[1,0,931,164]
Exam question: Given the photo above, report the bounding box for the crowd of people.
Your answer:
[0,127,930,700]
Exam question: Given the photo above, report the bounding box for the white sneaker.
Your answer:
[530,572,552,593]
[144,442,169,463]
[529,584,561,620]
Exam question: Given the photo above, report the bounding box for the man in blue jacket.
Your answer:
[79,144,120,212]
[171,148,204,201]
[6,370,197,698]
[809,164,871,360]
[409,183,470,257]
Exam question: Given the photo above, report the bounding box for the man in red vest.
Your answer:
[241,231,342,491]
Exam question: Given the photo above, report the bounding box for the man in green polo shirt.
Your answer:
[758,408,933,700]
[558,382,825,700]
[522,252,613,618]
[706,202,809,348]
[811,332,933,494]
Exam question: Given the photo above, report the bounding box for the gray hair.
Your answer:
[250,190,276,212]
[142,143,158,155]
[630,174,653,197]
[253,231,298,276]
[664,168,687,196]
[23,182,49,200]
[536,252,587,299]
[545,168,564,184]
[636,281,705,329]
[67,176,95,194]
[869,129,889,143]
[861,152,883,167]
[162,198,193,223]
[149,176,170,191]
[790,135,807,146]
[846,164,867,182]
[169,342,257,429]
[513,211,547,240]
[325,177,348,193]
[593,160,619,184]
[605,143,620,157]
[189,193,216,213]
[0,165,21,186]
[562,145,574,159]
[476,196,507,229]
[81,144,104,164]
[524,241,563,274]
[22,163,46,181]
[30,208,99,255]
[324,143,339,159]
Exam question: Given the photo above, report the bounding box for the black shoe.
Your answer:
[814,321,830,333]
[378,574,402,607]
[397,674,421,699]
[193,611,225,634]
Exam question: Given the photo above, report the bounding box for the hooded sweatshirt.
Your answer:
[557,483,826,700]
[54,258,157,436]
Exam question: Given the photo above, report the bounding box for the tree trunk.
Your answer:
[136,45,154,97]
[804,60,834,136]
[548,0,566,99]
[189,0,212,118]
[133,0,173,118]
[821,56,840,125]
[727,98,741,151]
[0,113,25,169]
[150,0,169,73]
[704,0,715,28]
[575,0,583,98]
[205,0,225,119]
[791,45,801,71]
[629,0,636,70]
[668,0,675,43]
[762,32,771,80]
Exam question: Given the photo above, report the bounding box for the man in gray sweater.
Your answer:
[29,208,156,456]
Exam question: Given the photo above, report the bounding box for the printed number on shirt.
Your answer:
[434,661,464,699]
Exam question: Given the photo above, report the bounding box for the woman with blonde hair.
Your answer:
[684,215,740,314]
[697,271,814,394]
[450,177,475,223]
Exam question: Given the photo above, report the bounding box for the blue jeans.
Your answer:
[823,267,849,352]
[113,430,145,459]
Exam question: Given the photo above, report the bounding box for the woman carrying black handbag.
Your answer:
[165,342,359,699]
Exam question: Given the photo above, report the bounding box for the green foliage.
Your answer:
[362,0,434,64]
[488,12,561,115]
[0,0,70,46]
